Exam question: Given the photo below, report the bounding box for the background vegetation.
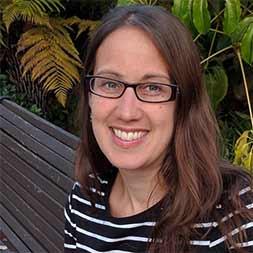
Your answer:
[0,0,252,171]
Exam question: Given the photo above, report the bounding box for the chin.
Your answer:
[108,157,145,171]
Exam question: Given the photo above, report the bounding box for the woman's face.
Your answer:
[89,26,176,173]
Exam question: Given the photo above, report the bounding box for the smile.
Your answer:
[112,128,147,141]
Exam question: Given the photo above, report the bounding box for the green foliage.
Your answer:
[169,0,253,168]
[192,0,210,34]
[223,0,241,35]
[232,17,253,43]
[204,66,228,111]
[0,73,43,116]
[171,0,193,30]
[240,22,253,65]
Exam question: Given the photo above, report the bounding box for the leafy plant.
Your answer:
[2,0,64,31]
[171,0,253,171]
[204,65,228,111]
[17,19,82,107]
[1,0,98,107]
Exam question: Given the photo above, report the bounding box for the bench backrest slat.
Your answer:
[1,118,74,177]
[1,144,67,212]
[1,191,62,253]
[1,105,76,163]
[1,130,74,192]
[1,160,64,235]
[0,100,79,149]
[0,207,45,253]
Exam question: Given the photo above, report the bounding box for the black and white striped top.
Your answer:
[64,174,253,253]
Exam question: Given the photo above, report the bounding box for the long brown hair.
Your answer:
[75,5,252,253]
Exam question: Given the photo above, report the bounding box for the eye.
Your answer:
[141,83,163,94]
[145,84,161,92]
[104,81,120,89]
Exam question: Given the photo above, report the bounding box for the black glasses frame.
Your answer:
[86,75,179,103]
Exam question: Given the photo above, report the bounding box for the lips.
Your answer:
[112,128,147,142]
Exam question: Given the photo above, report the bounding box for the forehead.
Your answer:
[94,26,170,80]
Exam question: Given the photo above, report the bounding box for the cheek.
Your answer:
[89,97,114,127]
[156,105,175,136]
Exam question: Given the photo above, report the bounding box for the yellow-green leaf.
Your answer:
[243,146,253,171]
[233,130,253,172]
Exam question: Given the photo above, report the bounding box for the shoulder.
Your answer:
[209,166,252,251]
[192,166,253,251]
[220,164,252,210]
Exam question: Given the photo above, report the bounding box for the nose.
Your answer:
[115,87,142,121]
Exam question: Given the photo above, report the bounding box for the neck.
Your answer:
[109,168,167,217]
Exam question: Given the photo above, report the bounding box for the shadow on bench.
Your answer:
[0,98,79,252]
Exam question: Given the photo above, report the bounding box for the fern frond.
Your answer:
[37,0,64,13]
[55,89,68,107]
[3,0,64,31]
[0,0,12,11]
[30,59,55,80]
[62,16,82,26]
[20,42,50,65]
[76,19,100,38]
[0,21,7,47]
[21,50,50,74]
[18,25,82,107]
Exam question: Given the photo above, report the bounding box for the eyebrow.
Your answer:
[94,70,171,81]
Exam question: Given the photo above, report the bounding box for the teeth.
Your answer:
[112,128,146,141]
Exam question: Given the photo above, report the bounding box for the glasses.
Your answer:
[86,75,179,103]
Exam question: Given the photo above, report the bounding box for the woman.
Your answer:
[64,5,252,253]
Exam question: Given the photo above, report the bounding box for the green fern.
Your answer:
[3,0,64,31]
[17,19,82,107]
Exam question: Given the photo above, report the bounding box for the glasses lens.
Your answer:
[90,77,124,98]
[137,83,172,102]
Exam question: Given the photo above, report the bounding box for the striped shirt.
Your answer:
[64,175,253,253]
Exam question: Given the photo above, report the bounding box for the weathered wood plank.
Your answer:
[1,130,74,192]
[0,105,75,163]
[0,204,46,253]
[0,154,64,222]
[0,99,79,149]
[0,218,31,253]
[1,161,64,235]
[1,183,63,253]
[0,144,67,210]
[0,118,74,178]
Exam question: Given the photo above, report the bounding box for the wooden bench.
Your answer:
[0,97,79,252]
